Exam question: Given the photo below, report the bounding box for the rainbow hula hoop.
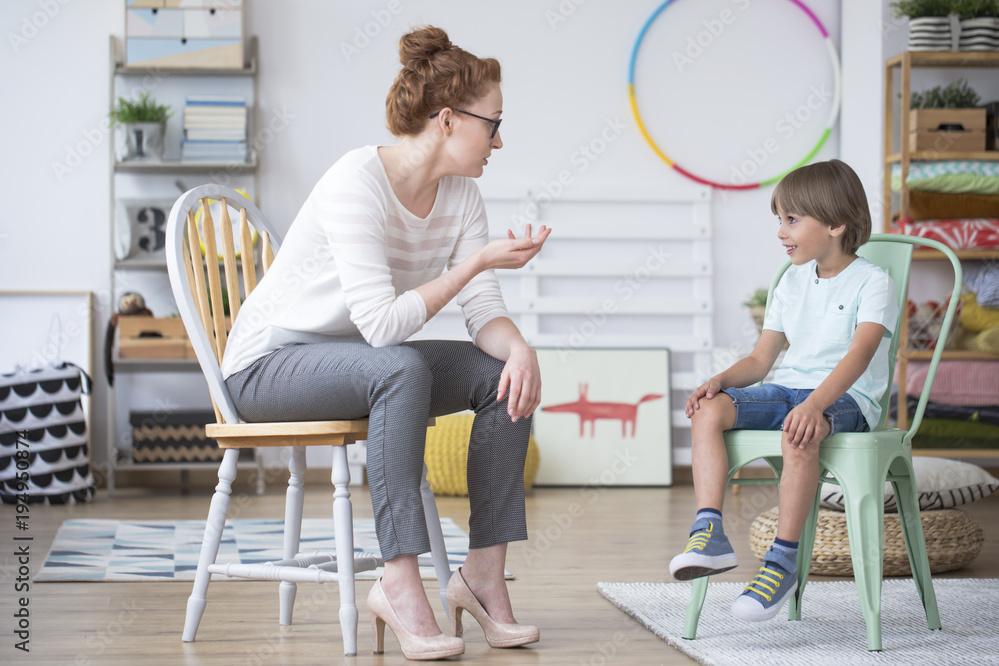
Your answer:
[627,0,841,191]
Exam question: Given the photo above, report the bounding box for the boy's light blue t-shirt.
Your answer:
[762,256,899,430]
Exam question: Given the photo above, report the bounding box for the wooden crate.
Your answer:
[117,315,194,359]
[909,108,987,152]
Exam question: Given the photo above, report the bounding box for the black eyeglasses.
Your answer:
[429,108,502,139]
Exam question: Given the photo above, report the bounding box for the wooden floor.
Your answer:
[4,481,998,665]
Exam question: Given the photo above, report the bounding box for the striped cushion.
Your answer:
[820,457,999,512]
[891,218,999,250]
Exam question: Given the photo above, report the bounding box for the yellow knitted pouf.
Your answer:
[424,412,540,496]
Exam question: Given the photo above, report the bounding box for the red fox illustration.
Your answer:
[541,383,664,438]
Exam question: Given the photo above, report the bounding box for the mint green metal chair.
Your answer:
[683,234,958,651]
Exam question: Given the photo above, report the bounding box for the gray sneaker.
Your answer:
[668,516,737,581]
[731,562,798,621]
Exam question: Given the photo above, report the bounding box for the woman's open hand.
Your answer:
[478,224,551,270]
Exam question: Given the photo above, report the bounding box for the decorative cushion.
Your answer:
[750,506,984,576]
[905,360,999,406]
[964,264,999,308]
[820,457,999,512]
[960,293,999,332]
[891,218,999,250]
[892,160,999,195]
[424,412,539,497]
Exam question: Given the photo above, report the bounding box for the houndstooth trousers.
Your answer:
[224,338,532,561]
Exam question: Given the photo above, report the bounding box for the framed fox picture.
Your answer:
[533,348,672,486]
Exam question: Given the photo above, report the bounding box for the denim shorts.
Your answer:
[720,383,869,435]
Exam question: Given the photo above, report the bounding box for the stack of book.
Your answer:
[181,95,248,163]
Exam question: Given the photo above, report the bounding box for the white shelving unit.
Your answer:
[415,188,715,472]
[106,34,264,494]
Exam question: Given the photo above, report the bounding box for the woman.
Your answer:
[221,26,550,660]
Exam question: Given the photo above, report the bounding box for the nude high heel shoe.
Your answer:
[368,579,464,660]
[446,567,540,648]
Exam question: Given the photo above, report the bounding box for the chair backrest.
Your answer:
[762,233,962,436]
[165,185,282,425]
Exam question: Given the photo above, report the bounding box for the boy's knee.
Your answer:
[780,433,819,459]
[690,395,733,430]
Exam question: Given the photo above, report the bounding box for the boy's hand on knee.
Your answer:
[685,377,722,418]
[782,401,828,448]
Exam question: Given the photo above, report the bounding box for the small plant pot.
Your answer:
[908,16,953,51]
[959,17,999,51]
[122,121,165,160]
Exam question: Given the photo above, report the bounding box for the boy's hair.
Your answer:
[770,159,872,255]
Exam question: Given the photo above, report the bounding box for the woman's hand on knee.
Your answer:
[685,377,722,418]
[497,345,541,423]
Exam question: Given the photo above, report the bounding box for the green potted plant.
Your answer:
[955,0,999,50]
[110,91,171,161]
[743,288,769,334]
[892,0,956,51]
[909,79,986,151]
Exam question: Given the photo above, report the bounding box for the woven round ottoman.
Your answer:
[424,413,540,496]
[750,506,984,576]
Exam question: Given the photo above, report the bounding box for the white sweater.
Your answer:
[220,145,509,380]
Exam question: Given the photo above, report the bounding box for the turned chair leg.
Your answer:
[332,445,358,656]
[182,448,240,642]
[279,447,306,626]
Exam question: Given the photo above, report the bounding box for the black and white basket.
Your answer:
[0,363,96,505]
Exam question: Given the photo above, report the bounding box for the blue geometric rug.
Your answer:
[36,518,506,582]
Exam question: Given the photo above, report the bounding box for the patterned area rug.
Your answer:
[598,579,999,665]
[36,518,508,582]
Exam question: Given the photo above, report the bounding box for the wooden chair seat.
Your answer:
[206,420,369,448]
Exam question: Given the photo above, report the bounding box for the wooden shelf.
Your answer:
[106,32,264,495]
[114,152,257,173]
[113,356,201,372]
[882,48,999,433]
[887,51,999,69]
[887,151,999,162]
[901,349,999,361]
[911,248,999,262]
[114,258,167,271]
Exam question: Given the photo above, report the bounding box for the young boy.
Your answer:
[669,159,899,621]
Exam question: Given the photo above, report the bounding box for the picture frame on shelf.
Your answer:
[532,347,672,486]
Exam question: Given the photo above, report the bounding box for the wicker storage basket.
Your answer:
[750,506,983,576]
[424,413,540,496]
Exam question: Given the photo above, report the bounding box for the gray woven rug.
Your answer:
[598,579,999,665]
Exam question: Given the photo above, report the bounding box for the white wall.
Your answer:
[3,0,859,472]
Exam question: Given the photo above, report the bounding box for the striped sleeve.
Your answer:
[449,182,509,343]
[313,177,427,347]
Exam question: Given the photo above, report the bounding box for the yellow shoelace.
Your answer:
[682,521,715,553]
[744,565,784,602]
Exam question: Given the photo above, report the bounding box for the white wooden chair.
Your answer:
[165,184,453,656]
